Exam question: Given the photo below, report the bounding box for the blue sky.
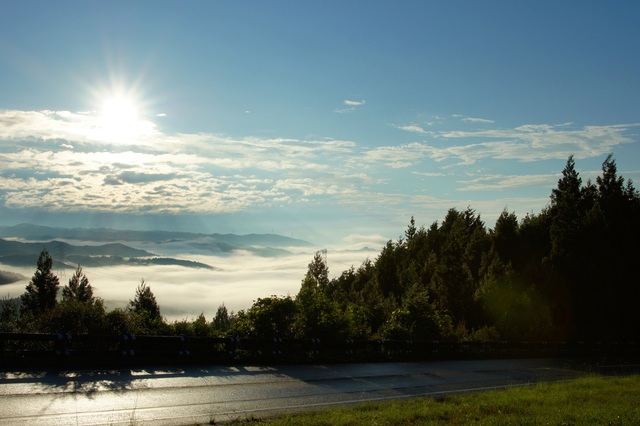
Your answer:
[1,1,639,246]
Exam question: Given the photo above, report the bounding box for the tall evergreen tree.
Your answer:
[428,208,487,331]
[375,240,401,300]
[404,215,417,242]
[62,265,94,303]
[306,251,330,290]
[591,154,640,338]
[20,249,60,317]
[550,155,586,268]
[212,303,232,334]
[129,279,161,321]
[491,209,520,267]
[597,154,625,209]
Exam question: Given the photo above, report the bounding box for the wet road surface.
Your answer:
[0,358,587,425]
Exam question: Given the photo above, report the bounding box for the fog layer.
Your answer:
[1,246,381,322]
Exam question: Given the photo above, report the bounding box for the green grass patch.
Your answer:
[224,375,640,425]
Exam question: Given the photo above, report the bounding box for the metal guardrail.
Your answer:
[0,332,637,369]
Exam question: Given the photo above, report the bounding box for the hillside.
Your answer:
[0,224,313,248]
[0,238,213,270]
[0,224,313,258]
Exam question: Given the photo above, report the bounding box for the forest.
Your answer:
[1,155,639,343]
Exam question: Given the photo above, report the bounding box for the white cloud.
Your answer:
[461,116,495,123]
[0,109,159,145]
[0,109,376,217]
[452,114,494,124]
[457,173,558,191]
[1,247,384,321]
[1,108,638,245]
[430,123,640,164]
[412,171,446,177]
[359,142,427,168]
[335,99,366,113]
[396,124,429,134]
[342,233,390,249]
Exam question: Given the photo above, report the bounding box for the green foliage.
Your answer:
[230,296,297,338]
[343,304,371,340]
[475,267,552,340]
[379,288,446,341]
[125,280,167,334]
[0,296,20,332]
[170,314,211,337]
[491,209,520,266]
[295,275,348,339]
[128,279,161,321]
[192,313,210,337]
[43,298,107,334]
[4,154,639,342]
[104,308,141,335]
[313,155,640,342]
[212,303,233,335]
[172,318,193,336]
[62,265,94,303]
[20,249,60,318]
[306,251,330,289]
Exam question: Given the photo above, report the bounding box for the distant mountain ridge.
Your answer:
[0,238,214,270]
[0,224,315,272]
[0,238,151,258]
[0,223,313,248]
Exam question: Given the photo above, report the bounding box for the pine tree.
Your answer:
[404,215,417,242]
[62,265,94,303]
[20,249,60,317]
[550,155,586,268]
[592,155,640,338]
[491,209,520,266]
[128,279,161,321]
[305,251,329,290]
[212,303,231,333]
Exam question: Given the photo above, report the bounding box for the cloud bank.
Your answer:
[0,108,637,241]
[0,246,382,322]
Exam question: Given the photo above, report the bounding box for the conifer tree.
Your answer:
[550,155,585,267]
[213,303,231,333]
[62,265,94,303]
[305,251,329,290]
[20,249,60,317]
[129,279,161,321]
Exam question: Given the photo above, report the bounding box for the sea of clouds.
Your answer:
[1,243,383,322]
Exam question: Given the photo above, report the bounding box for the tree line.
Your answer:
[1,155,639,342]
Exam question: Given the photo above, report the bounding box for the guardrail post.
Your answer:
[54,333,72,357]
[271,337,283,358]
[121,334,136,357]
[344,338,354,357]
[178,335,190,357]
[226,337,239,358]
[308,338,321,360]
[373,339,383,359]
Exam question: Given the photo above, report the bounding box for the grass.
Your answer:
[222,375,640,425]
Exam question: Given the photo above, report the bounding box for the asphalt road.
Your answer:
[0,358,587,425]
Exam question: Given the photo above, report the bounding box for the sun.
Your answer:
[86,86,157,144]
[96,94,154,143]
[101,95,139,125]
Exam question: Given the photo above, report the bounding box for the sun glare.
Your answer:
[101,95,139,124]
[87,86,157,144]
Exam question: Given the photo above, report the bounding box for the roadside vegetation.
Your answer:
[222,375,640,425]
[2,154,639,344]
